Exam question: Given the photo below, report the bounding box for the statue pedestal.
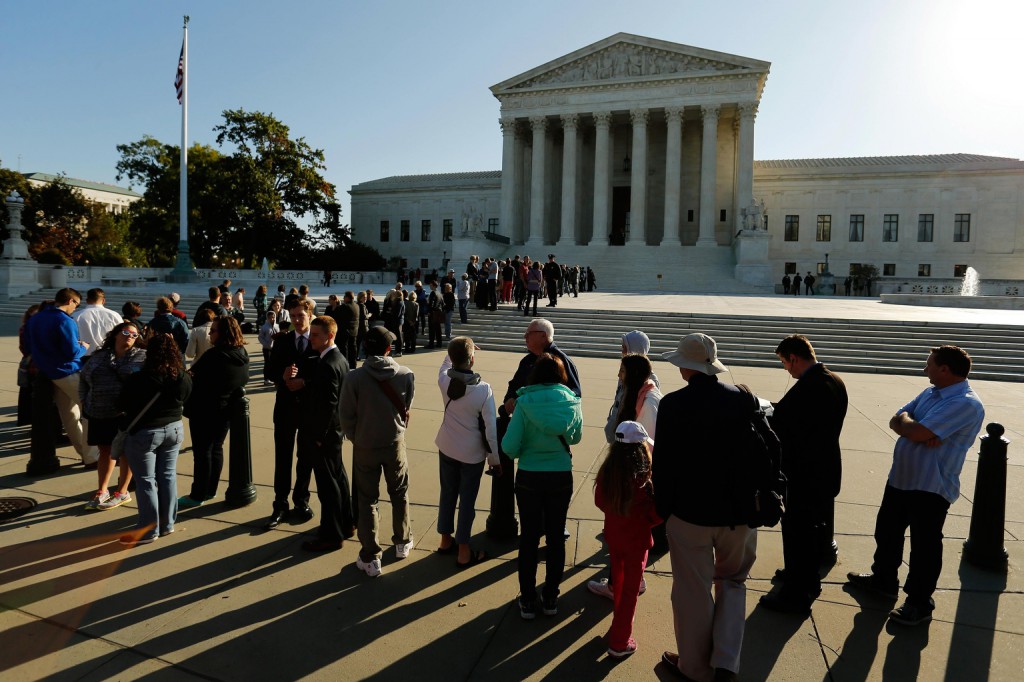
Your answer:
[733,229,772,287]
[0,261,43,299]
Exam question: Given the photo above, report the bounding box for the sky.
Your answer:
[2,0,1022,224]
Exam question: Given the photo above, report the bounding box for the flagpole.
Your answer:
[171,14,195,281]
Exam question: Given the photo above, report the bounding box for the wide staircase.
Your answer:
[452,304,1024,383]
[7,288,1023,382]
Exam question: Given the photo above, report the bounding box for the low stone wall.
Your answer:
[880,294,1024,310]
[61,267,389,288]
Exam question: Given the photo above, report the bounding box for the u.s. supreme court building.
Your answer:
[350,33,1024,293]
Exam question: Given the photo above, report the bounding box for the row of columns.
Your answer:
[498,103,758,247]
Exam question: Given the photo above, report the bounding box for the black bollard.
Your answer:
[26,374,60,476]
[963,423,1009,572]
[224,392,257,507]
[486,410,518,540]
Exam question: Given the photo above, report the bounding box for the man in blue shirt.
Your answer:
[847,345,985,626]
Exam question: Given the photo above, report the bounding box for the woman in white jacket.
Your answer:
[615,354,662,440]
[435,337,501,567]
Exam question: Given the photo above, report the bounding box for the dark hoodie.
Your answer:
[188,345,250,414]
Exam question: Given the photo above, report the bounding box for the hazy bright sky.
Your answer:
[2,0,1021,223]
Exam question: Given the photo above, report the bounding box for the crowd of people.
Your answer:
[18,282,985,679]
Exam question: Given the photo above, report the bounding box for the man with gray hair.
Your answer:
[653,333,762,682]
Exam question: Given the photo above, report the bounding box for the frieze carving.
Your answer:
[510,43,746,89]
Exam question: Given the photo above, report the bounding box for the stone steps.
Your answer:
[451,305,1024,382]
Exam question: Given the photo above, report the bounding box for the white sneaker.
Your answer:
[98,491,131,510]
[587,578,614,600]
[84,490,110,511]
[395,538,414,559]
[356,556,383,577]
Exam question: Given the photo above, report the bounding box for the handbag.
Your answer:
[17,356,32,388]
[110,390,162,458]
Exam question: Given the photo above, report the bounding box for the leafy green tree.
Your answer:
[23,174,92,263]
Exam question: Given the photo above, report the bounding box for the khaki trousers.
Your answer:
[666,515,757,682]
[51,373,99,464]
[353,440,411,561]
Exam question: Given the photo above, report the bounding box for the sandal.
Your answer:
[456,548,488,569]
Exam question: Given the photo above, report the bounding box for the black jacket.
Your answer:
[770,363,848,499]
[300,346,349,445]
[268,330,321,423]
[652,374,762,527]
[334,302,359,338]
[117,371,192,433]
[188,346,249,416]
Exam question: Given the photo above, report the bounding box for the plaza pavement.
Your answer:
[1,292,1022,681]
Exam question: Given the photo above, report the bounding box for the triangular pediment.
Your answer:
[491,33,770,95]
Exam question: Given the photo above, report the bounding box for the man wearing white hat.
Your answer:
[653,333,761,682]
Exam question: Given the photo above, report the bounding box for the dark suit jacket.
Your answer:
[268,329,320,424]
[770,363,848,498]
[334,302,359,338]
[300,346,348,447]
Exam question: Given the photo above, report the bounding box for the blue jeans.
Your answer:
[125,421,185,540]
[515,469,572,601]
[444,310,453,339]
[437,452,485,545]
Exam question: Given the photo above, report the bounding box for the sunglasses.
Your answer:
[120,330,140,339]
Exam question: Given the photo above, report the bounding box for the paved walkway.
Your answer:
[1,296,1021,681]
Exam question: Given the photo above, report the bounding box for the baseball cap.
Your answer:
[662,333,727,375]
[365,326,396,355]
[615,421,654,447]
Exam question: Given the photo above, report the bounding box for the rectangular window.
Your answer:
[953,264,968,278]
[442,218,453,241]
[488,218,499,232]
[420,258,429,269]
[917,214,934,242]
[918,264,931,277]
[421,219,431,241]
[816,215,831,242]
[687,209,694,223]
[817,262,826,274]
[784,215,799,241]
[848,214,864,242]
[784,262,796,275]
[400,220,410,242]
[883,263,895,276]
[719,209,727,222]
[954,213,971,242]
[883,214,899,242]
[379,220,390,242]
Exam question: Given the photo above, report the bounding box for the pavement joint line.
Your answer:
[810,613,839,681]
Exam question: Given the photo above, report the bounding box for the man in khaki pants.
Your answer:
[652,333,760,682]
[24,288,99,468]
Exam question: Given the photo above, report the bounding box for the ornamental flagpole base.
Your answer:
[167,241,197,283]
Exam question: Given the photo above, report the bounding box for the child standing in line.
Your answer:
[595,421,661,659]
[258,310,279,386]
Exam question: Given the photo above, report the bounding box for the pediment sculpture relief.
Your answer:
[511,43,743,89]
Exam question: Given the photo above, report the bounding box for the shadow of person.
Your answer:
[740,599,808,680]
[881,617,929,681]
[822,585,894,682]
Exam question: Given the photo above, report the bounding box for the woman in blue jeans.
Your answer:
[116,334,192,546]
[501,353,583,619]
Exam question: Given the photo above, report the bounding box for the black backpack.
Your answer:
[737,385,787,528]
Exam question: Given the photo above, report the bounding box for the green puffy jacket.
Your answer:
[501,383,582,472]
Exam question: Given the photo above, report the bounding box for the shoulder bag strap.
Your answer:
[377,379,409,425]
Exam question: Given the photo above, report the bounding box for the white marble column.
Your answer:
[558,113,579,246]
[527,116,547,246]
[590,111,612,246]
[697,104,720,246]
[662,106,684,247]
[498,117,518,240]
[735,102,758,230]
[628,109,648,245]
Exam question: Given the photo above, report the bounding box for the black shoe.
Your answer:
[294,504,315,523]
[846,572,899,599]
[888,598,934,626]
[541,595,558,616]
[759,591,812,616]
[264,508,287,529]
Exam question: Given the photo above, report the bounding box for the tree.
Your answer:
[22,174,91,263]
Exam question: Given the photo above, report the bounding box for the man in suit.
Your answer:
[291,315,355,551]
[263,299,320,529]
[333,291,361,370]
[543,254,562,307]
[759,334,848,615]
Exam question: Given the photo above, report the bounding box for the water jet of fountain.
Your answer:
[961,266,980,296]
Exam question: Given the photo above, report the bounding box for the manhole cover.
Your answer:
[0,497,37,521]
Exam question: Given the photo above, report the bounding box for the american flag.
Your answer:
[174,43,184,104]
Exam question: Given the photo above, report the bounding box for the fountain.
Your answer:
[961,266,980,296]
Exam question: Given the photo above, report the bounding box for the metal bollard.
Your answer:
[224,391,257,507]
[963,423,1009,572]
[486,410,519,540]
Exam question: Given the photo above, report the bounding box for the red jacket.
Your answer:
[595,474,662,552]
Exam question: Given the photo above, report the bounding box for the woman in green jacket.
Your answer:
[501,353,582,620]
